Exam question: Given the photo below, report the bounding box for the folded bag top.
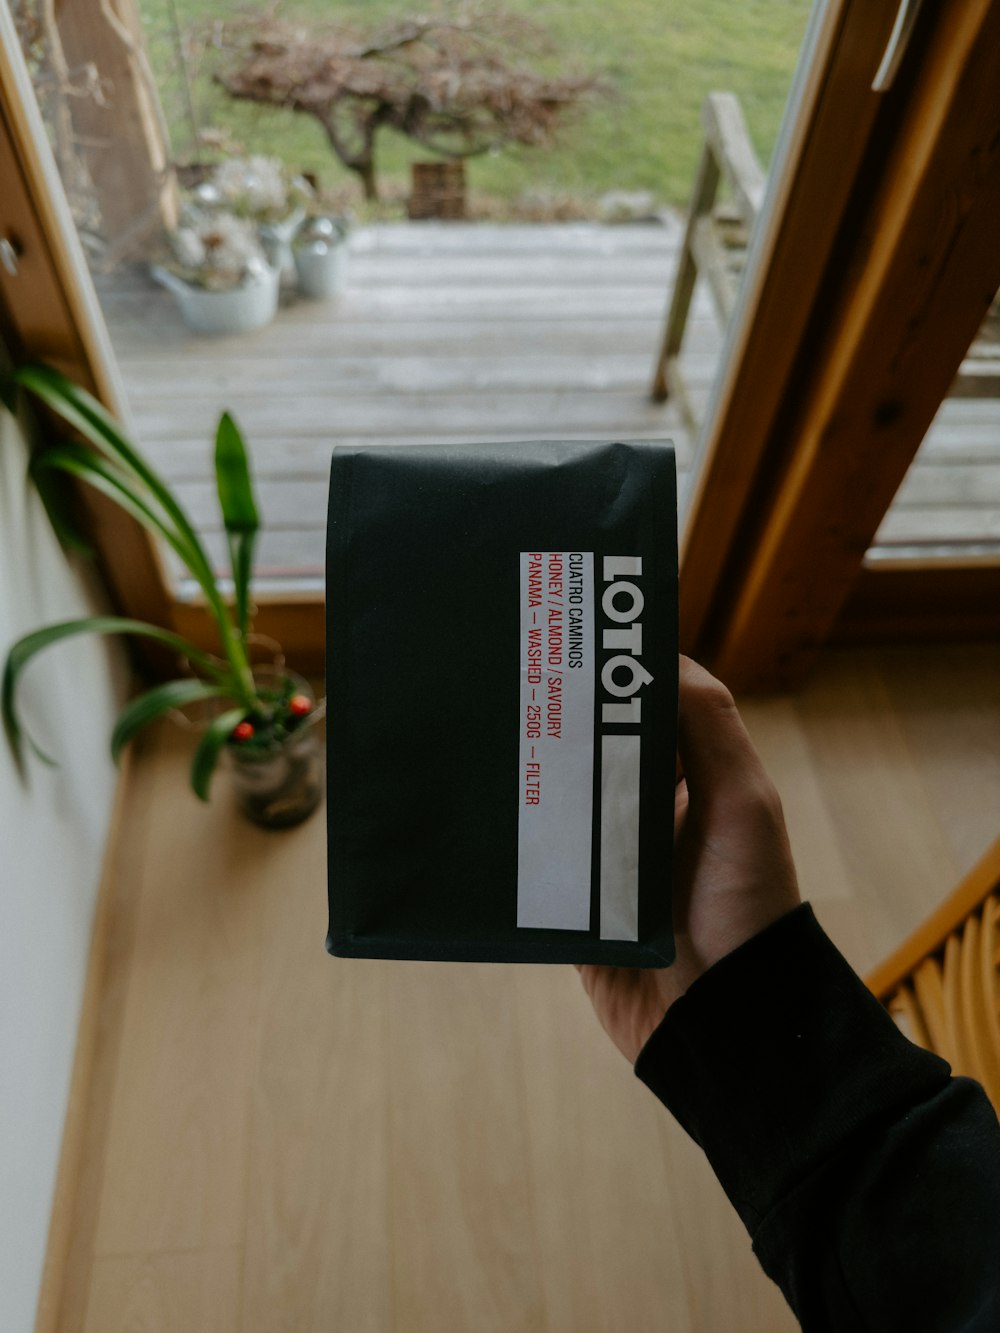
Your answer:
[326,439,677,965]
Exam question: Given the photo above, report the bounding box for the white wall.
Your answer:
[0,406,124,1332]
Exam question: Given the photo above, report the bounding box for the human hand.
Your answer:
[577,655,801,1064]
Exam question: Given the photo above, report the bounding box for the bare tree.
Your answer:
[204,5,607,202]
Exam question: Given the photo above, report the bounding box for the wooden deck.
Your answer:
[97,220,1000,588]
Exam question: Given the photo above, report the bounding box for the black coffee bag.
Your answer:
[326,440,677,965]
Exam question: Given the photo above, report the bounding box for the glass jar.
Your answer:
[225,668,324,829]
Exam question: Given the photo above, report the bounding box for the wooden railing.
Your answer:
[650,92,766,424]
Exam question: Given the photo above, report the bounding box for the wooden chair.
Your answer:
[650,91,766,427]
[867,836,1000,1113]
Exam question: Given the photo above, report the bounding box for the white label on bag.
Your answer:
[517,551,595,930]
[599,735,641,940]
[517,552,648,940]
[597,556,648,941]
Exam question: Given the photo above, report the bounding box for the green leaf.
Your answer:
[15,365,222,608]
[190,707,246,802]
[227,531,256,643]
[30,461,93,555]
[32,443,209,578]
[17,365,173,505]
[111,678,230,764]
[215,412,260,642]
[3,616,224,771]
[214,412,259,533]
[16,366,256,697]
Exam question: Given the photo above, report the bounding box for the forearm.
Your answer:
[634,904,1000,1331]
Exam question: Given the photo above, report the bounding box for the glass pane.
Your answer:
[867,296,1000,564]
[15,0,812,599]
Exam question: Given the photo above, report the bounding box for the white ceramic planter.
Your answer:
[152,263,280,336]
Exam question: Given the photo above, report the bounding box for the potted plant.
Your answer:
[1,365,323,829]
[203,154,314,278]
[152,208,281,336]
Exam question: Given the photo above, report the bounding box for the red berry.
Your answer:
[288,693,312,717]
[232,720,255,742]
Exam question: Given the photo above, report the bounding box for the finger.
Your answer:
[674,778,689,841]
[677,655,766,800]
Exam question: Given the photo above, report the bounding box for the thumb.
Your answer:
[676,656,765,801]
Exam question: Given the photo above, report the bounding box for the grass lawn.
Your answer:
[140,0,812,214]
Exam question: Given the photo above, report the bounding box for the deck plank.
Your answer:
[97,221,1000,580]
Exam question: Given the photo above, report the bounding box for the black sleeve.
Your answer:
[633,903,1000,1331]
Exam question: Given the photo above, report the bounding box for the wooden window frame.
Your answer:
[6,3,1000,687]
[0,9,325,674]
[0,5,174,633]
[680,0,1000,690]
[836,561,1000,645]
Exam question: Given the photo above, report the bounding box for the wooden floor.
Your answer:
[48,643,1000,1333]
[96,221,1000,586]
